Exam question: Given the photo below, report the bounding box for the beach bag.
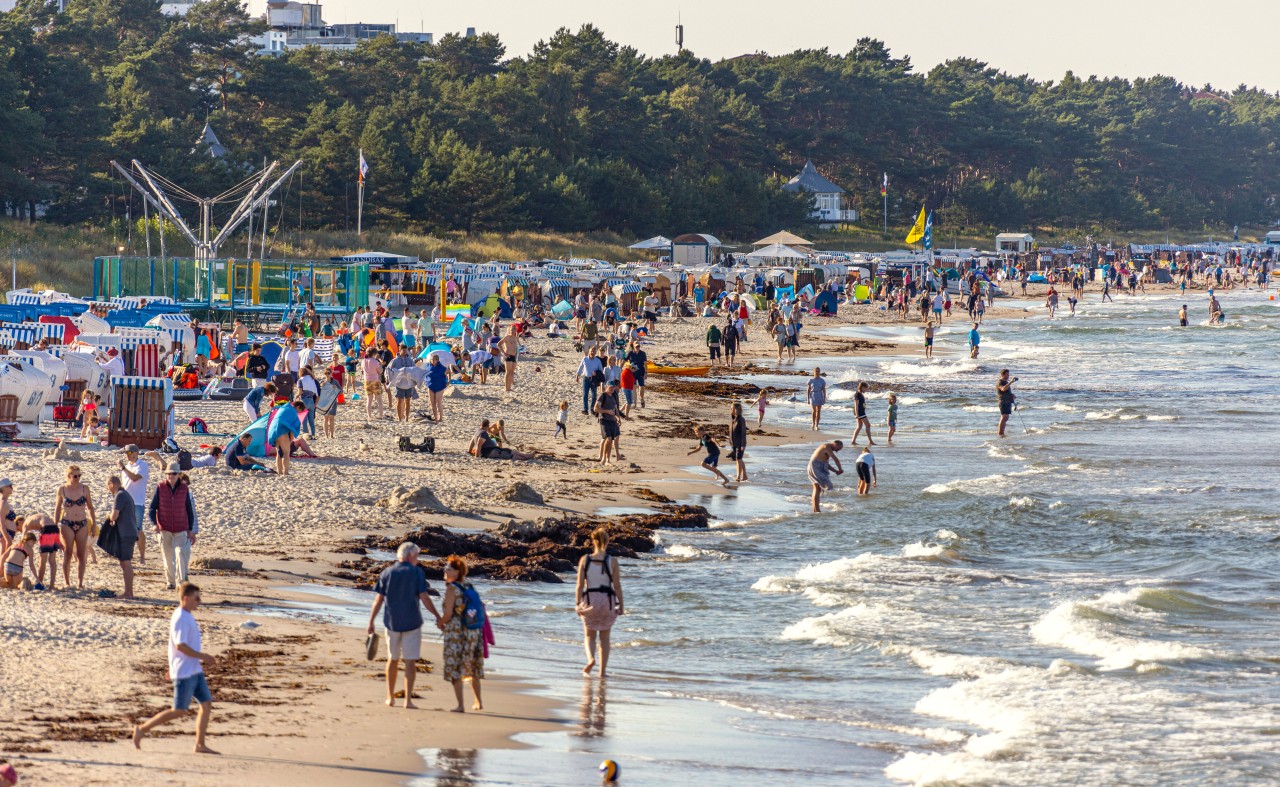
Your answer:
[177,450,193,471]
[456,582,486,630]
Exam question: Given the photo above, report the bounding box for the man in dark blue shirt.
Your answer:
[366,543,440,708]
[224,433,260,471]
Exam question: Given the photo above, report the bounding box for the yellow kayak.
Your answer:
[646,362,711,376]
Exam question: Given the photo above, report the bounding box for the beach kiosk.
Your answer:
[996,233,1035,255]
[672,234,722,267]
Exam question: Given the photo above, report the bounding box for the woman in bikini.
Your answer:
[0,478,16,550]
[54,465,97,589]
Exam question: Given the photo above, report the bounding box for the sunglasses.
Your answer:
[165,472,179,477]
[69,474,81,478]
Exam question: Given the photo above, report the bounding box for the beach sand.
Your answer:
[0,287,1096,784]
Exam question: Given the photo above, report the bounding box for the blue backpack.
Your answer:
[455,582,486,630]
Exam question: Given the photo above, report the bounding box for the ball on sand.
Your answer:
[599,759,620,781]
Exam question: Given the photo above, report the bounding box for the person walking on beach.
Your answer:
[119,445,150,565]
[426,354,448,421]
[133,583,218,753]
[297,366,319,437]
[151,464,198,590]
[624,342,647,409]
[388,345,417,423]
[1101,277,1114,302]
[245,343,269,388]
[754,389,769,427]
[996,369,1018,438]
[923,323,935,359]
[102,475,139,598]
[594,380,625,466]
[968,323,981,358]
[729,402,749,482]
[439,555,485,713]
[576,528,623,678]
[366,542,441,709]
[687,425,731,486]
[855,447,877,495]
[361,348,385,421]
[577,346,603,415]
[851,382,876,445]
[807,440,844,513]
[806,367,827,430]
[54,465,96,590]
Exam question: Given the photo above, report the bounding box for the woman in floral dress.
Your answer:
[439,555,485,712]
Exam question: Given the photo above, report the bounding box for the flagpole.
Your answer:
[882,173,888,239]
[357,148,365,237]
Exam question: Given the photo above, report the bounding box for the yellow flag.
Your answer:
[905,206,927,245]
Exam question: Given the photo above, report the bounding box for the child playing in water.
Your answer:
[687,425,731,487]
[555,400,568,439]
[754,390,769,428]
[887,393,899,444]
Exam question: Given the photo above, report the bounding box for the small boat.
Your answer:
[646,362,711,377]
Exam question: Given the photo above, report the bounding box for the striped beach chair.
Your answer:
[130,342,161,377]
[314,338,334,363]
[107,375,173,449]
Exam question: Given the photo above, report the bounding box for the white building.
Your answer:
[995,233,1035,254]
[782,160,858,226]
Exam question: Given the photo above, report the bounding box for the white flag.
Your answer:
[358,150,369,183]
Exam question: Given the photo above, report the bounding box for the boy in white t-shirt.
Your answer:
[132,583,218,754]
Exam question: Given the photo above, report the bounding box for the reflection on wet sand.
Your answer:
[431,747,478,786]
[577,679,608,739]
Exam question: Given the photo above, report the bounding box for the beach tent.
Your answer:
[472,294,513,319]
[628,236,673,250]
[228,406,283,457]
[747,243,810,264]
[550,300,573,320]
[444,313,469,338]
[752,230,813,248]
[813,290,839,314]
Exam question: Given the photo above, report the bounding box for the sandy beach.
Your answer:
[0,285,1145,785]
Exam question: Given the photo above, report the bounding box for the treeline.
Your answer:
[1,0,1279,240]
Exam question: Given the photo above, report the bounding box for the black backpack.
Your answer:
[177,449,193,471]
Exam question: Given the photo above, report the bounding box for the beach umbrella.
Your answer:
[747,243,810,260]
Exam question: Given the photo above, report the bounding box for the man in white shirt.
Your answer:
[297,337,318,372]
[118,444,150,564]
[101,348,126,378]
[132,583,218,754]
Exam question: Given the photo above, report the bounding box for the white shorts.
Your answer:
[243,399,257,420]
[250,378,266,389]
[386,627,422,661]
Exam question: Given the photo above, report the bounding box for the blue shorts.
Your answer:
[622,389,634,405]
[172,672,212,710]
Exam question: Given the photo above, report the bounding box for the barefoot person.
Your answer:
[132,583,218,754]
[996,369,1018,438]
[855,446,877,495]
[576,528,623,677]
[807,440,844,513]
[102,475,139,598]
[54,465,96,590]
[438,556,485,713]
[497,325,519,393]
[851,382,876,446]
[366,542,441,709]
[806,367,826,430]
[968,323,981,358]
[687,425,731,486]
[729,402,749,482]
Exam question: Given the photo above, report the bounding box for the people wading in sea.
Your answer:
[996,369,1018,438]
[807,440,844,513]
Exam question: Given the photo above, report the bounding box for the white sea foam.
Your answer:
[1048,403,1078,411]
[962,405,1000,413]
[751,575,798,593]
[780,603,887,646]
[880,359,981,377]
[1030,589,1219,670]
[1008,495,1037,510]
[934,529,959,540]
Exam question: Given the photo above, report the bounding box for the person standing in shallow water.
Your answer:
[576,528,623,678]
[807,440,844,513]
[806,367,826,430]
[996,369,1017,438]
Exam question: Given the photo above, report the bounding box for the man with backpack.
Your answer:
[366,542,441,709]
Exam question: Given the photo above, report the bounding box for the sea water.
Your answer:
[416,289,1280,786]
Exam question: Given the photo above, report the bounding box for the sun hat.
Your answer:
[165,462,182,474]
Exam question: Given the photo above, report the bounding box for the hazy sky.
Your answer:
[243,0,1278,92]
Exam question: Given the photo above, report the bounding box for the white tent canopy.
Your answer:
[747,243,810,260]
[628,236,673,250]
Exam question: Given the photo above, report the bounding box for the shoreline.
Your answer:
[0,283,1205,784]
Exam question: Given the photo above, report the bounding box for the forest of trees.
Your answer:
[1,0,1279,240]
